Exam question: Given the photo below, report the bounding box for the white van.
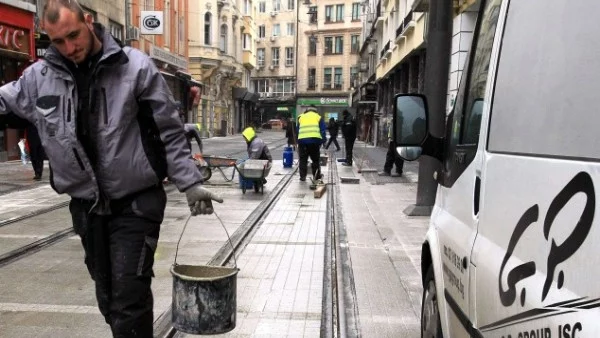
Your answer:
[394,0,600,337]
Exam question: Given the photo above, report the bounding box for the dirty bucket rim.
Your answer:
[170,264,239,282]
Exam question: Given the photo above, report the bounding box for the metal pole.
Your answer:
[294,0,301,107]
[404,0,453,216]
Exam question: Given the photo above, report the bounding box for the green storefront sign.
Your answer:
[297,97,349,107]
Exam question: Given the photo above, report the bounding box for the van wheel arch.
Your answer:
[421,242,432,285]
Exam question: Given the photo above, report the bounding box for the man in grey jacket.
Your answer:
[0,1,222,336]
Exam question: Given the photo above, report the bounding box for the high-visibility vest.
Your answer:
[298,111,322,140]
[196,123,202,131]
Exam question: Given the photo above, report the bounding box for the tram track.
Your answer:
[154,164,299,338]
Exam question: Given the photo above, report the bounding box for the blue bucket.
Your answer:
[238,173,254,189]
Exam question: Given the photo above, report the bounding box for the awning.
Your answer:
[233,87,247,100]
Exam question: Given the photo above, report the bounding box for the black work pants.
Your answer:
[344,137,355,164]
[298,143,322,179]
[324,135,340,150]
[69,185,166,338]
[29,144,45,177]
[384,140,404,174]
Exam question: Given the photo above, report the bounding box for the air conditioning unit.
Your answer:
[270,11,277,17]
[126,26,140,41]
[269,65,275,70]
[270,36,277,42]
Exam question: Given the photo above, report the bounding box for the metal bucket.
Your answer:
[170,213,239,335]
[171,264,239,335]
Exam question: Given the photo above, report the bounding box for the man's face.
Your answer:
[44,7,95,64]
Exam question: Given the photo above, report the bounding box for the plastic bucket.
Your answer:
[171,264,239,334]
[283,146,293,168]
[238,172,254,189]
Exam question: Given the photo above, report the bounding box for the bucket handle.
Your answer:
[174,211,238,268]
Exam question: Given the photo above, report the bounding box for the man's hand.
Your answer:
[185,184,224,215]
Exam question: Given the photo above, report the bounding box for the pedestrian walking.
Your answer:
[324,117,341,151]
[0,1,222,336]
[285,117,297,150]
[340,110,357,166]
[26,125,45,180]
[379,119,404,176]
[297,106,327,181]
[184,123,204,153]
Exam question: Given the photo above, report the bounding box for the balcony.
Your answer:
[242,50,255,69]
[379,41,390,60]
[395,10,415,44]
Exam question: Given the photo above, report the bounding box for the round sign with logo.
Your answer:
[140,11,164,34]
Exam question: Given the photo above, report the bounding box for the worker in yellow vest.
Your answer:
[296,106,327,181]
[184,123,204,153]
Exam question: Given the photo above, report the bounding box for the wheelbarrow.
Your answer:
[193,154,238,182]
[235,159,272,194]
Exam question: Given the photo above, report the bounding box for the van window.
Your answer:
[488,1,600,161]
[441,0,502,187]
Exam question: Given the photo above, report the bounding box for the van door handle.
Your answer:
[474,176,481,216]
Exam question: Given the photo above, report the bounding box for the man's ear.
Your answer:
[84,12,94,27]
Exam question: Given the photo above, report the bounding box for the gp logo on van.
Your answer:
[498,172,595,308]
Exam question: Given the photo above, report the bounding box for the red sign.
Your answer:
[0,3,35,59]
[0,25,27,52]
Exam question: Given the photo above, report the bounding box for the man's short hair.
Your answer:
[43,0,86,24]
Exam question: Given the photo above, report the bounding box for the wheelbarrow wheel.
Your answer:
[242,185,246,194]
[198,166,212,181]
[254,182,260,193]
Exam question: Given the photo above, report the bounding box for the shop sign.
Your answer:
[140,11,164,34]
[277,107,289,111]
[149,45,188,69]
[297,97,349,107]
[0,25,29,54]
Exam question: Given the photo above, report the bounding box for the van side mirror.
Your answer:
[394,94,428,161]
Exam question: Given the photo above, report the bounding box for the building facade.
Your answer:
[295,0,362,121]
[188,0,258,136]
[250,0,298,125]
[353,0,478,145]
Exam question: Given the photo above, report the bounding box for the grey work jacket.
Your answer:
[0,25,201,201]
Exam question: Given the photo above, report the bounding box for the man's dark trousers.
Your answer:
[69,185,166,337]
[344,137,355,164]
[298,143,321,179]
[384,140,404,174]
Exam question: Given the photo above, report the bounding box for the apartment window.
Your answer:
[244,0,251,14]
[287,0,295,10]
[273,0,281,12]
[323,68,332,88]
[324,36,333,54]
[325,6,333,22]
[242,33,251,50]
[351,35,360,54]
[272,24,280,36]
[220,24,228,53]
[286,23,295,36]
[259,25,266,38]
[350,66,359,86]
[309,36,317,55]
[254,79,269,93]
[259,1,266,12]
[273,79,295,96]
[309,6,318,24]
[257,48,265,66]
[334,67,343,89]
[272,47,280,66]
[334,36,344,54]
[308,68,316,89]
[285,47,294,66]
[336,5,344,22]
[352,3,360,21]
[109,20,123,41]
[204,12,212,45]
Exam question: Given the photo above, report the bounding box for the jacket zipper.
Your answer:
[101,87,108,125]
[72,148,86,171]
[67,99,72,122]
